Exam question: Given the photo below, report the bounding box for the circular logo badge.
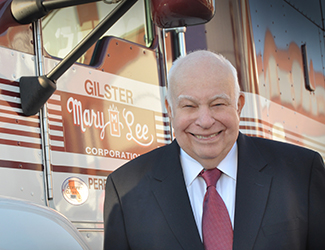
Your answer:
[62,177,89,205]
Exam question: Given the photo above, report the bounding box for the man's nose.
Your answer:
[195,107,215,128]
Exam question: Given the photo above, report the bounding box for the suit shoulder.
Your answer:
[239,134,325,177]
[108,141,177,179]
[242,134,319,159]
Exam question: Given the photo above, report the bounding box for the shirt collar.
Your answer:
[180,142,238,188]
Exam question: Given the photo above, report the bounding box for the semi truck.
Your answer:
[0,0,324,249]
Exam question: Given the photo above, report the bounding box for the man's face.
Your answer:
[166,61,245,169]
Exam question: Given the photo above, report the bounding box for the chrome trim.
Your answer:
[33,20,54,201]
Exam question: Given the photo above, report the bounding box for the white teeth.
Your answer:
[194,133,219,139]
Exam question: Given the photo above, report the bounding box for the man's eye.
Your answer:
[184,105,195,108]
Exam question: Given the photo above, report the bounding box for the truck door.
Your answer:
[40,1,171,248]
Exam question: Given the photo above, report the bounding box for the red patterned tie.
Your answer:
[200,168,233,250]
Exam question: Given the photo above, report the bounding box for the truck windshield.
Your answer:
[41,0,151,65]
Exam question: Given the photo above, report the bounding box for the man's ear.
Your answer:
[237,92,245,116]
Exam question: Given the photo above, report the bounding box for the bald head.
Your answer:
[166,50,240,110]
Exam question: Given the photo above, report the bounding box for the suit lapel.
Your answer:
[150,141,204,250]
[233,133,273,250]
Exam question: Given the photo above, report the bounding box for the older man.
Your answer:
[104,50,325,250]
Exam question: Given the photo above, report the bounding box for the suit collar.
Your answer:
[233,133,273,250]
[151,140,204,250]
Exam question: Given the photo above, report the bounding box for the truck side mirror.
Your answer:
[150,0,215,28]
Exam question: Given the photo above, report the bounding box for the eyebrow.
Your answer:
[176,93,231,104]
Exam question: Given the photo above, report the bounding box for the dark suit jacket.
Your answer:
[104,133,325,250]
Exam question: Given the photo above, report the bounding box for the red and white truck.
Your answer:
[0,0,324,249]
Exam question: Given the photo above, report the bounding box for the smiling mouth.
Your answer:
[192,131,222,139]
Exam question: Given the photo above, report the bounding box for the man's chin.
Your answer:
[193,152,223,166]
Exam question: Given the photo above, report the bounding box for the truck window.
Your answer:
[41,0,152,65]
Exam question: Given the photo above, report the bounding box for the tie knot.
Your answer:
[200,168,221,188]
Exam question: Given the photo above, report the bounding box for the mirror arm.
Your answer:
[11,0,101,24]
[19,0,138,116]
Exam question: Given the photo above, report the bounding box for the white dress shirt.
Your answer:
[180,142,238,240]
